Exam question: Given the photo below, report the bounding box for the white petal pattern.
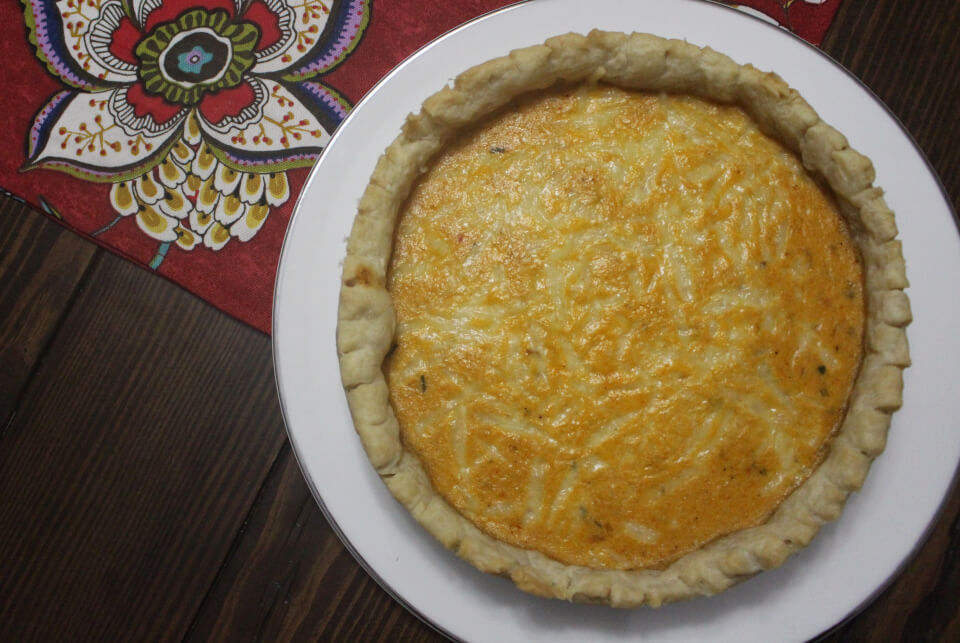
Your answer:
[251,0,332,75]
[157,156,187,188]
[189,203,215,234]
[196,176,220,214]
[197,80,330,157]
[131,0,245,26]
[158,184,191,219]
[203,222,232,250]
[174,225,201,251]
[109,86,188,138]
[239,172,264,204]
[197,79,269,135]
[230,202,271,242]
[215,193,247,226]
[109,181,139,215]
[135,202,179,242]
[183,113,203,146]
[83,1,139,81]
[135,173,163,204]
[191,143,218,180]
[213,164,242,194]
[249,0,297,66]
[47,0,135,84]
[169,139,195,166]
[264,172,289,206]
[131,0,163,26]
[28,89,177,174]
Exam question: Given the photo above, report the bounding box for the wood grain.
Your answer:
[817,1,960,639]
[0,247,287,642]
[185,443,440,642]
[822,0,960,211]
[0,200,96,424]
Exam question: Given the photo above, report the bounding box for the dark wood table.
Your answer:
[2,2,958,640]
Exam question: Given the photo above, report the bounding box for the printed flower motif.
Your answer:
[136,8,260,105]
[22,0,368,253]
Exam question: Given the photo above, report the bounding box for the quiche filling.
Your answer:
[385,85,865,571]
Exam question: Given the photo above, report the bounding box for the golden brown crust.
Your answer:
[336,30,910,607]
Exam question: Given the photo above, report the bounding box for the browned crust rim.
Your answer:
[336,30,910,607]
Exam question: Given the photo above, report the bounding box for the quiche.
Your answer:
[337,31,910,607]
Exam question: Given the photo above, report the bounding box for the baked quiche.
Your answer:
[337,31,910,606]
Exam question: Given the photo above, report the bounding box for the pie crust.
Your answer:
[336,31,910,607]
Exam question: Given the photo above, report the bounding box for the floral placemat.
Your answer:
[1,0,842,334]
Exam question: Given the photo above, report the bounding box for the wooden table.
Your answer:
[1,2,958,640]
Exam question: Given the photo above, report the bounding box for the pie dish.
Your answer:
[336,30,910,607]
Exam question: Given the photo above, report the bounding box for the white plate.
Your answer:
[273,1,960,640]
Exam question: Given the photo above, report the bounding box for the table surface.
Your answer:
[2,2,958,641]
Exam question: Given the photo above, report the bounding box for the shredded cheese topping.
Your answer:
[386,86,865,570]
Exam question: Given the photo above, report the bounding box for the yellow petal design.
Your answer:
[170,139,195,166]
[203,221,231,250]
[183,111,202,145]
[232,202,271,242]
[192,142,217,179]
[158,156,186,188]
[196,176,220,214]
[190,205,214,234]
[110,181,138,216]
[215,193,246,226]
[136,204,178,241]
[265,172,289,206]
[239,173,264,204]
[158,185,191,219]
[174,225,199,250]
[214,163,241,194]
[135,172,162,204]
[185,173,203,195]
[105,127,277,249]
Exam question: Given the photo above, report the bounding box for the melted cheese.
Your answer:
[386,86,865,570]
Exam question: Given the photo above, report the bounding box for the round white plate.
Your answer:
[273,1,960,640]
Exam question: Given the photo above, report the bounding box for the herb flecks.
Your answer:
[420,375,427,392]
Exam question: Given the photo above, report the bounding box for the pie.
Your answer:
[336,31,910,606]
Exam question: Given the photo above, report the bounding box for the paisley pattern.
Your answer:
[22,0,368,253]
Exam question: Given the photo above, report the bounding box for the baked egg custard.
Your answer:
[385,86,865,570]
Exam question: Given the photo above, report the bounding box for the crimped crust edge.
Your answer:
[336,30,911,607]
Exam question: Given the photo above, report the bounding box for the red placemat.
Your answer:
[1,0,842,334]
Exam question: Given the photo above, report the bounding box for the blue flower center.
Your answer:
[177,45,215,75]
[161,30,231,84]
